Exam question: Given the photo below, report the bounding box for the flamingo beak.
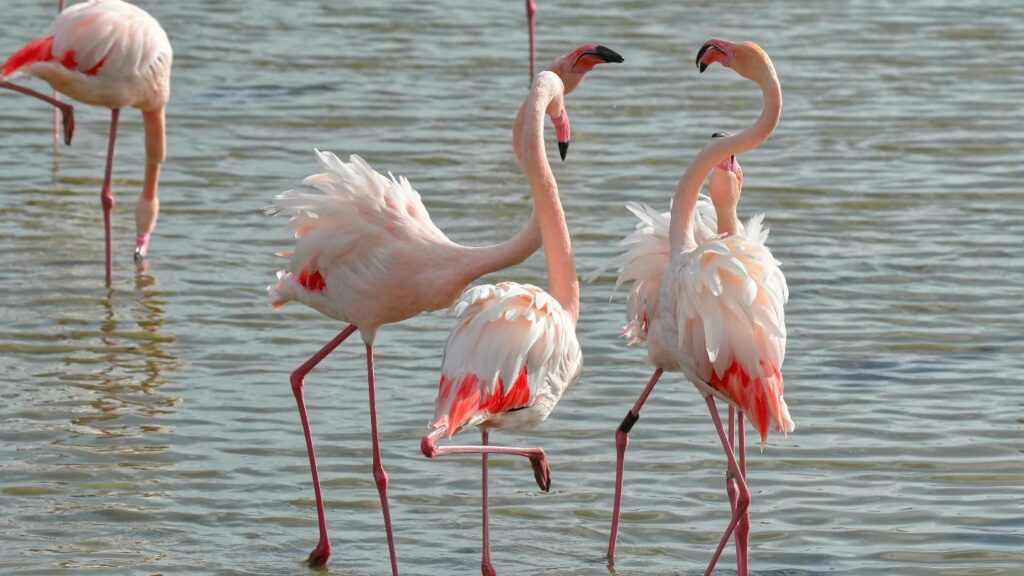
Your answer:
[558,141,569,161]
[697,42,729,73]
[574,45,625,67]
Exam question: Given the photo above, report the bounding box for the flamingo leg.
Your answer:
[289,324,358,566]
[421,426,551,492]
[735,411,749,576]
[53,0,66,144]
[525,0,537,81]
[0,80,74,145]
[481,429,496,576]
[365,343,400,576]
[101,108,120,286]
[607,367,664,560]
[703,396,749,576]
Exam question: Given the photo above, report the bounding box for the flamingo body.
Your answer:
[3,0,171,111]
[267,151,471,341]
[658,213,793,445]
[432,282,582,436]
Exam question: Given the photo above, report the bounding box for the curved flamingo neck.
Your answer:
[455,103,542,281]
[669,72,781,252]
[521,72,579,324]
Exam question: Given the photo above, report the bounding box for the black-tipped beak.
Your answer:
[592,45,624,64]
[558,141,569,161]
[696,43,726,73]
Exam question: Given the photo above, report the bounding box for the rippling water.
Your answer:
[1,1,1022,574]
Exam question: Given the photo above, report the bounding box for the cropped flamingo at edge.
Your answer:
[598,39,793,576]
[263,45,622,571]
[1,0,172,285]
[419,68,588,576]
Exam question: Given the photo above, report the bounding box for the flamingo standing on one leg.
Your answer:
[1,0,172,285]
[264,45,622,571]
[600,40,793,576]
[420,69,586,576]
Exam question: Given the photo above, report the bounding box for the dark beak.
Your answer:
[574,45,625,67]
[711,131,731,139]
[696,43,726,73]
[558,141,569,161]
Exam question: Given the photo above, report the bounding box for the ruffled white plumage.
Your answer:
[658,213,794,443]
[432,282,582,434]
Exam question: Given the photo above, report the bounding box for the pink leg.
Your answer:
[421,426,551,492]
[703,397,749,576]
[290,324,358,566]
[1,80,75,145]
[101,109,121,287]
[608,368,663,560]
[365,344,400,576]
[735,411,749,576]
[53,0,66,143]
[481,430,496,576]
[525,0,537,81]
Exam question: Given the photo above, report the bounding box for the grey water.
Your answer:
[1,0,1022,574]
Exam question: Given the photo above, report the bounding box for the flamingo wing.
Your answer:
[663,214,793,445]
[265,150,447,306]
[3,0,171,80]
[589,197,721,345]
[431,282,581,435]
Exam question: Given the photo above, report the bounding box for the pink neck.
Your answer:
[520,72,579,324]
[669,74,781,251]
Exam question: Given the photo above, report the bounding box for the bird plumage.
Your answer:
[432,282,582,436]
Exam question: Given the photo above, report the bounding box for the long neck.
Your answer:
[521,74,579,324]
[669,73,781,251]
[455,103,542,280]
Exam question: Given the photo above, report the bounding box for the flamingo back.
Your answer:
[662,214,793,445]
[3,0,171,109]
[265,151,449,321]
[431,283,581,436]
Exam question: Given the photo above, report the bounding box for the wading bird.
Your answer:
[420,68,586,576]
[265,45,621,572]
[600,40,792,576]
[1,0,171,285]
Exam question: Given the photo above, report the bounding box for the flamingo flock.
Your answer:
[1,2,794,575]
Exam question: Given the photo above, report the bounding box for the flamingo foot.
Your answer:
[134,233,150,261]
[307,538,331,567]
[60,106,74,145]
[528,452,551,492]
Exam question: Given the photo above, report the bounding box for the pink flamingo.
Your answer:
[1,0,172,285]
[419,68,585,576]
[601,40,792,576]
[264,45,621,571]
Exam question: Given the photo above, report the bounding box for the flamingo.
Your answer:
[264,45,622,571]
[600,39,792,576]
[419,67,586,576]
[1,0,172,285]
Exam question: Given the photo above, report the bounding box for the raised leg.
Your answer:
[290,324,358,566]
[607,368,664,560]
[703,397,749,576]
[481,430,496,576]
[525,0,537,81]
[0,80,74,145]
[134,107,165,261]
[421,426,551,492]
[101,109,121,286]
[365,344,400,575]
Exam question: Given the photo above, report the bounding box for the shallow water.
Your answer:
[1,0,1022,575]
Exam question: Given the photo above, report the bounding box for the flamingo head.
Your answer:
[710,132,743,207]
[544,44,623,160]
[697,39,776,82]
